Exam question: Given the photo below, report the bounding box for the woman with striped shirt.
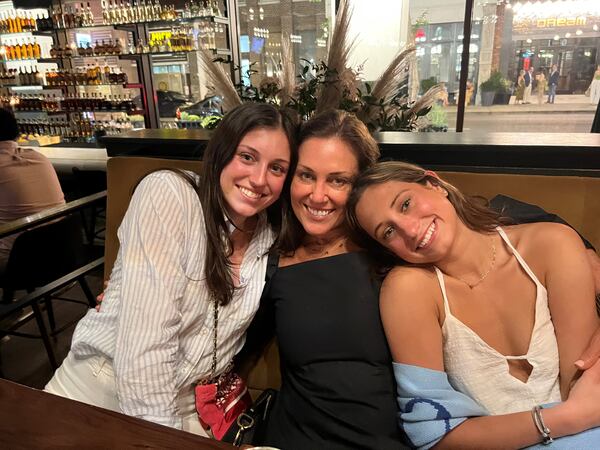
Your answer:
[45,103,297,434]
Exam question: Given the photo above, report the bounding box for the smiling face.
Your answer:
[355,179,459,264]
[219,126,291,227]
[291,136,359,239]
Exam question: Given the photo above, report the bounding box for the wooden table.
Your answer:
[0,379,235,449]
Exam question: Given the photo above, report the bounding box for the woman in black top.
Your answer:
[249,110,404,449]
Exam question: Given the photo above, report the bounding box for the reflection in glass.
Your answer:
[236,1,331,86]
[463,0,600,133]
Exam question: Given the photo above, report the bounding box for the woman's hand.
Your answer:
[576,250,600,371]
[563,357,600,433]
[575,325,600,370]
[95,280,109,311]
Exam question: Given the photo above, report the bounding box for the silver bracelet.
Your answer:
[531,405,554,445]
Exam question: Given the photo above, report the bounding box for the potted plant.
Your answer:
[479,71,510,106]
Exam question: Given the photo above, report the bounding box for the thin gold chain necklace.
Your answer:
[304,236,348,258]
[455,236,497,289]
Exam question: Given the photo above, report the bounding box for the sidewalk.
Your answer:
[451,95,598,114]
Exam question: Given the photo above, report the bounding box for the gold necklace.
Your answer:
[456,237,496,289]
[304,236,347,257]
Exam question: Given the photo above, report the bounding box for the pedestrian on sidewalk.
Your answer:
[536,71,547,106]
[465,80,474,106]
[589,65,600,105]
[548,64,559,104]
[523,67,533,104]
[515,70,525,104]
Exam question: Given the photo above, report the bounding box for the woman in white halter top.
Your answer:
[347,161,600,449]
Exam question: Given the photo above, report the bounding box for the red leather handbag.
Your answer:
[194,300,252,440]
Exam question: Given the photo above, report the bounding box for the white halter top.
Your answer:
[436,227,561,415]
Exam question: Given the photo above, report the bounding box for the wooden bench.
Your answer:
[105,157,600,396]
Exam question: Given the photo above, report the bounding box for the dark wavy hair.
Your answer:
[276,109,380,254]
[0,108,19,141]
[187,103,298,306]
[346,161,504,268]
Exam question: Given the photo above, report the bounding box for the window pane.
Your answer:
[463,0,600,133]
[236,0,333,85]
[408,0,469,131]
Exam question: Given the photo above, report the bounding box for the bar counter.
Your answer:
[36,130,600,177]
[0,379,234,450]
[101,129,600,176]
[36,145,108,174]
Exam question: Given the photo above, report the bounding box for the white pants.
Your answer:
[523,84,532,103]
[590,79,600,105]
[44,351,209,437]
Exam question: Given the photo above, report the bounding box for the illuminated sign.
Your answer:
[536,17,586,28]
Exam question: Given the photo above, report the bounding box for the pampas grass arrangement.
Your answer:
[198,0,440,132]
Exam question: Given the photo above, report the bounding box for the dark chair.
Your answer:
[0,213,102,371]
[71,168,107,244]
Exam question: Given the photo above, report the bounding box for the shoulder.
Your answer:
[136,170,201,205]
[127,170,203,224]
[505,222,584,262]
[507,222,581,247]
[17,147,53,165]
[380,265,440,315]
[139,169,200,192]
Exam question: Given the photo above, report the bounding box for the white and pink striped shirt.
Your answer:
[70,170,273,429]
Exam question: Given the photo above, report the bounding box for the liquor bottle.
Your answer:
[107,1,116,24]
[26,39,33,59]
[85,2,94,26]
[32,39,41,59]
[13,40,21,60]
[148,0,163,20]
[102,1,110,25]
[18,40,27,59]
[15,11,23,32]
[77,3,85,26]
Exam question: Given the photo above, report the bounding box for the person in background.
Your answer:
[465,80,474,106]
[589,65,600,106]
[0,108,64,276]
[536,70,548,106]
[44,103,297,435]
[347,161,600,448]
[515,70,526,105]
[548,64,559,104]
[523,66,533,104]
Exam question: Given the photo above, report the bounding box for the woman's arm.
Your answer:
[113,172,193,429]
[381,264,600,450]
[533,223,600,396]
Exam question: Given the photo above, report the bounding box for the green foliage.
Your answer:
[479,71,510,93]
[205,59,429,132]
[201,115,222,130]
[426,103,447,128]
[411,11,429,35]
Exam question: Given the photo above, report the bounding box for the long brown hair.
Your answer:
[191,103,298,305]
[275,109,380,254]
[346,161,503,267]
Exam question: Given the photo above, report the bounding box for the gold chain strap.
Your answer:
[210,297,218,379]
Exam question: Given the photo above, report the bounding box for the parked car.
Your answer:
[177,95,223,119]
[133,90,193,118]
